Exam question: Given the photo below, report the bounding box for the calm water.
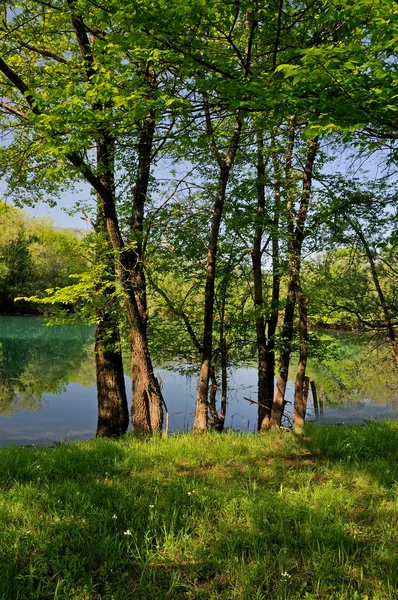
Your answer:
[0,316,397,444]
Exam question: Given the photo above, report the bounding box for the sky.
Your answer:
[21,189,92,230]
[4,183,93,230]
[3,160,180,230]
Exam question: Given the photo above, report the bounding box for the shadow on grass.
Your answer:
[0,427,398,599]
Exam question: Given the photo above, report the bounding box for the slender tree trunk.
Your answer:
[219,335,227,431]
[311,380,319,418]
[265,208,281,411]
[193,166,230,432]
[129,110,164,431]
[270,127,318,429]
[252,132,272,431]
[270,116,297,428]
[193,112,242,433]
[257,134,282,430]
[293,282,308,434]
[267,136,282,398]
[353,223,398,367]
[208,364,220,428]
[192,9,253,431]
[270,279,296,428]
[213,293,228,432]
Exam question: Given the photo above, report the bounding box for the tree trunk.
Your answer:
[311,380,319,418]
[293,283,308,434]
[67,10,163,434]
[193,112,242,433]
[219,335,227,432]
[130,330,154,434]
[270,279,296,428]
[193,167,230,432]
[95,316,129,437]
[268,136,282,391]
[208,364,220,428]
[252,132,272,431]
[270,117,297,429]
[129,110,164,431]
[97,137,164,434]
[270,127,318,429]
[94,199,128,438]
[262,134,282,429]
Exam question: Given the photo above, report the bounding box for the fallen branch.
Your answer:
[243,397,271,411]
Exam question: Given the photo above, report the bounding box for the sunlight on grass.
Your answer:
[1,425,398,599]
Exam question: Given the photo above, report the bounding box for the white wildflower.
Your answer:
[112,514,118,519]
[124,529,132,536]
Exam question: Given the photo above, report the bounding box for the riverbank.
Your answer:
[1,424,397,599]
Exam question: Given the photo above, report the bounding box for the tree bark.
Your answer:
[219,334,227,432]
[193,112,242,433]
[310,380,319,418]
[293,283,308,434]
[252,132,272,431]
[270,116,297,428]
[97,136,163,434]
[270,279,296,428]
[193,166,230,432]
[68,8,163,433]
[95,316,129,437]
[208,364,220,428]
[267,137,282,403]
[94,202,129,438]
[129,110,164,431]
[270,125,318,429]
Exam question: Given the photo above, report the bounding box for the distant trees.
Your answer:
[0,203,87,313]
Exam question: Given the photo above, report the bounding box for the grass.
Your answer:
[1,423,398,599]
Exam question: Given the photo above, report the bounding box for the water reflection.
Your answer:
[306,332,398,406]
[315,399,398,424]
[0,316,95,417]
[0,319,397,444]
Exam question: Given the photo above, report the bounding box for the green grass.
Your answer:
[1,423,398,599]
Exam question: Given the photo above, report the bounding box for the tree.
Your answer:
[0,0,174,432]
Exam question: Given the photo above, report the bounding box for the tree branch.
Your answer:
[0,100,27,119]
[0,56,38,114]
[16,41,68,64]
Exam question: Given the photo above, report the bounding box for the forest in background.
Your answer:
[0,0,397,437]
[0,202,88,313]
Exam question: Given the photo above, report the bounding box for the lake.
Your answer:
[1,316,397,444]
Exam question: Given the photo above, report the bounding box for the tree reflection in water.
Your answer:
[0,316,95,417]
[306,332,398,407]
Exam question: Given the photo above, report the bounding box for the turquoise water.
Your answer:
[0,317,397,444]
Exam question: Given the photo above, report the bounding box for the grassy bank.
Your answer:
[1,424,398,600]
